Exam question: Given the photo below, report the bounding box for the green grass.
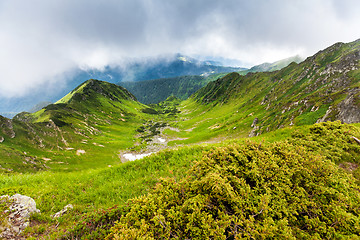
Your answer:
[0,145,206,238]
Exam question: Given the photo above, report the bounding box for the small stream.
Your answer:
[121,136,169,161]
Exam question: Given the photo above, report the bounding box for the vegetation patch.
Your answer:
[106,141,360,239]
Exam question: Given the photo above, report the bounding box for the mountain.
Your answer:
[119,75,206,104]
[118,73,229,104]
[117,56,304,105]
[0,79,150,172]
[183,39,360,139]
[1,39,360,239]
[0,54,247,116]
[246,55,303,73]
[74,54,246,84]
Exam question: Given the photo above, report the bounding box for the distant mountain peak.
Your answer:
[249,55,304,73]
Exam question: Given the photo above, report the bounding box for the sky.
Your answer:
[0,0,360,99]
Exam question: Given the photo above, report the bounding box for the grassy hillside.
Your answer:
[164,39,360,145]
[0,80,180,173]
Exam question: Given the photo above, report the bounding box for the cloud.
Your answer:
[0,0,359,98]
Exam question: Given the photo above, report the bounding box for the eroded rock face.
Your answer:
[0,116,15,139]
[337,89,360,124]
[0,194,40,239]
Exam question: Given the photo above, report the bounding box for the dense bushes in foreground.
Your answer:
[103,140,360,239]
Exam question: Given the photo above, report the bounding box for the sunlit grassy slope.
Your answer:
[0,79,176,173]
[165,39,360,145]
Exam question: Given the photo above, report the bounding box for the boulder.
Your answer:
[0,194,40,239]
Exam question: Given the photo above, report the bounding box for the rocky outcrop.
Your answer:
[0,194,40,239]
[249,117,259,137]
[251,118,258,128]
[0,116,15,139]
[337,88,360,124]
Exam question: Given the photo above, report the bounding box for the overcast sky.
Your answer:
[0,0,359,98]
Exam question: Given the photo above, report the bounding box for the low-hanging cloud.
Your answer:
[0,0,359,98]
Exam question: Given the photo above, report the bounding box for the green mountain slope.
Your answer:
[171,39,360,144]
[117,56,304,106]
[0,80,165,173]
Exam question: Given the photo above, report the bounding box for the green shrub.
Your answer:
[290,121,360,164]
[106,141,360,239]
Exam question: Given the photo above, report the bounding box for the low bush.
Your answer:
[106,141,360,239]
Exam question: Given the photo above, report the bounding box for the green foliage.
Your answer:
[289,121,360,165]
[107,141,360,239]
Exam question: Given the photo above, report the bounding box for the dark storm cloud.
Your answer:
[0,0,359,97]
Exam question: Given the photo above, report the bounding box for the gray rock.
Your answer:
[337,89,360,123]
[52,204,73,218]
[249,126,259,137]
[251,118,258,128]
[0,194,40,239]
[0,117,15,139]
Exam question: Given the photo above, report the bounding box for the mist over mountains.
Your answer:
[0,54,245,116]
[0,54,301,117]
